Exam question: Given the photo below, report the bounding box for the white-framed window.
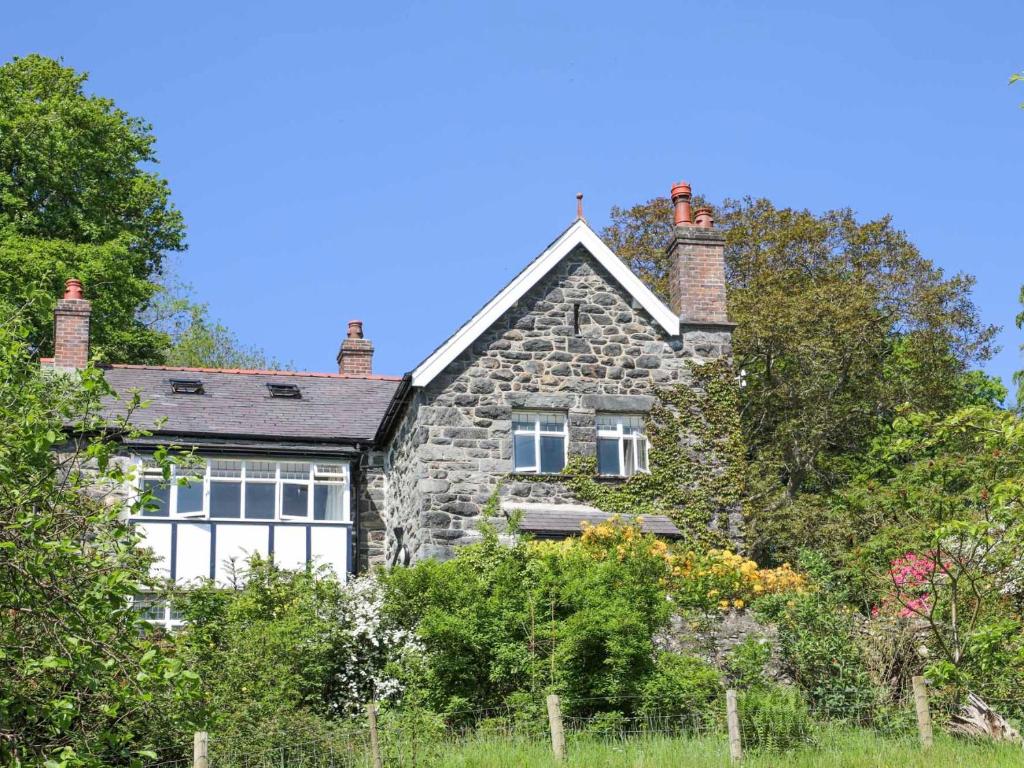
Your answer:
[132,593,184,630]
[134,457,351,523]
[512,411,567,474]
[596,414,650,477]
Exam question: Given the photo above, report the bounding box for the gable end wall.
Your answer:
[382,246,734,562]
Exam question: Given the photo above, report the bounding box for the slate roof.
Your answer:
[507,502,683,539]
[100,365,402,444]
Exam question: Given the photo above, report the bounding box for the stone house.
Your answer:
[46,180,735,620]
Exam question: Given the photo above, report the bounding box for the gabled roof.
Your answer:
[410,219,679,388]
[100,365,401,444]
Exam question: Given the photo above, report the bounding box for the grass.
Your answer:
[413,730,1024,768]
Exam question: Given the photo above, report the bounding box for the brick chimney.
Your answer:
[52,278,92,369]
[666,181,731,326]
[336,320,374,376]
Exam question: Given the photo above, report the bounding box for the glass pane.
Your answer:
[512,412,534,430]
[282,483,309,517]
[246,460,276,480]
[540,414,565,432]
[245,483,276,519]
[177,480,204,515]
[597,438,621,476]
[636,439,649,472]
[314,462,344,477]
[314,484,345,521]
[624,439,636,477]
[168,601,184,622]
[595,414,618,429]
[141,478,169,517]
[209,482,241,519]
[210,460,242,479]
[135,595,164,622]
[514,434,536,470]
[280,462,310,480]
[540,435,565,473]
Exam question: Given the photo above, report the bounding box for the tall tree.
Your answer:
[1015,286,1024,407]
[603,196,998,520]
[143,277,286,370]
[0,54,185,362]
[0,317,199,767]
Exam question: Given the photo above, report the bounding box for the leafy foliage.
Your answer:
[381,519,805,721]
[381,522,674,717]
[556,362,747,546]
[602,195,998,564]
[144,278,286,370]
[175,559,418,756]
[0,54,185,363]
[639,652,723,725]
[0,318,199,767]
[840,406,1024,709]
[738,685,814,752]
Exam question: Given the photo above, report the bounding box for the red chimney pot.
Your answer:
[63,278,84,300]
[347,320,364,339]
[694,207,714,228]
[671,181,693,226]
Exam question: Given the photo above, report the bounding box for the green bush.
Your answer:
[755,567,879,718]
[724,636,773,690]
[381,523,672,717]
[639,653,723,731]
[739,685,815,752]
[580,710,629,739]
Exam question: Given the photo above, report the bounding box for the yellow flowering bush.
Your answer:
[546,517,805,613]
[672,548,805,611]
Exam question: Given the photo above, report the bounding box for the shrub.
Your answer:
[724,636,773,690]
[580,710,629,739]
[639,653,723,732]
[671,548,806,612]
[176,558,419,756]
[738,685,815,752]
[383,522,672,717]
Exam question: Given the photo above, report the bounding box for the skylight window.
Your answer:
[169,378,204,395]
[266,382,301,399]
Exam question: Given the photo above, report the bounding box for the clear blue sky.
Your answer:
[4,1,1023,392]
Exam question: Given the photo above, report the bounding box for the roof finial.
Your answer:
[576,192,585,222]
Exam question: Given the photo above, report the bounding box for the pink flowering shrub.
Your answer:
[874,552,944,619]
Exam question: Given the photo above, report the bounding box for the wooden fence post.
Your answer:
[546,693,566,761]
[367,700,383,768]
[726,689,743,762]
[193,731,209,768]
[912,676,933,750]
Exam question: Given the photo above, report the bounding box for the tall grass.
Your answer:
[424,730,1022,768]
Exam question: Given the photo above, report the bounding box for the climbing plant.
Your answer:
[534,359,747,547]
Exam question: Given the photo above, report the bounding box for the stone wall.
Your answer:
[382,245,734,563]
[354,459,387,571]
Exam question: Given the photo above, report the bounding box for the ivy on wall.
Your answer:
[515,360,747,548]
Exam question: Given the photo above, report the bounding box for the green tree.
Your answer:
[841,406,1024,706]
[0,317,198,767]
[144,278,286,370]
[1015,286,1024,407]
[603,197,997,560]
[0,54,185,362]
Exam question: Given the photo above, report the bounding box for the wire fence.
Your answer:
[192,681,978,768]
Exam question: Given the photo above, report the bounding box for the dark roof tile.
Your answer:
[100,366,400,443]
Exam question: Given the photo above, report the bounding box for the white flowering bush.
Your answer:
[326,574,423,713]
